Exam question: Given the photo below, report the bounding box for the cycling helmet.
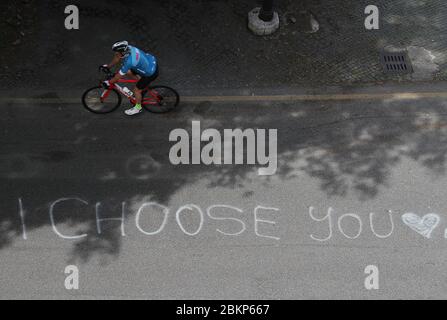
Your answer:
[112,41,130,57]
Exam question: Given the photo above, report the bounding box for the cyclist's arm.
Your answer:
[108,56,132,85]
[109,72,123,85]
[106,53,122,69]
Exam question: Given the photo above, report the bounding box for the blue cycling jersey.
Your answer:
[119,46,157,77]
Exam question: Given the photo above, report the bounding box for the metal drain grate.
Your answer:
[380,51,413,74]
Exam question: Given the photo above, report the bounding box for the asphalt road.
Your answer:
[2,85,447,299]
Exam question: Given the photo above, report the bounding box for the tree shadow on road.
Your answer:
[2,94,447,263]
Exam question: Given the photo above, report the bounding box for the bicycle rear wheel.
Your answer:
[142,86,180,113]
[82,86,122,114]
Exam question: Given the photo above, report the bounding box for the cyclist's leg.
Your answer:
[125,69,158,115]
[137,67,159,93]
[148,66,159,88]
[124,70,144,115]
[133,85,144,105]
[125,76,148,115]
[127,70,140,81]
[133,76,151,104]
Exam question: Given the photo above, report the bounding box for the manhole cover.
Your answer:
[380,51,413,74]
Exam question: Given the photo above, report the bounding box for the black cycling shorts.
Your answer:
[131,66,159,90]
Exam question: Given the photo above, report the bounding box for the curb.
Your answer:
[1,82,447,105]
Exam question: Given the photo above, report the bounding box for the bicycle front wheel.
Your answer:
[82,86,122,114]
[142,86,180,113]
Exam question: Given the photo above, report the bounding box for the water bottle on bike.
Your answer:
[123,87,134,97]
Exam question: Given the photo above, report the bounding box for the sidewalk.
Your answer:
[1,0,446,92]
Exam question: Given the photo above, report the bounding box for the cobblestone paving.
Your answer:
[1,0,446,90]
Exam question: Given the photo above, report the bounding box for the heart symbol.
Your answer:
[401,213,440,239]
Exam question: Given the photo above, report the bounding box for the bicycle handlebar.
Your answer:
[99,66,115,80]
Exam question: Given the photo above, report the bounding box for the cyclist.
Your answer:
[101,41,158,116]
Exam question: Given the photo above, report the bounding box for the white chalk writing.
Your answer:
[309,206,333,242]
[206,205,246,236]
[401,213,440,239]
[95,202,126,236]
[254,206,280,241]
[7,199,447,242]
[369,211,394,239]
[338,213,363,239]
[175,204,205,236]
[49,198,88,240]
[18,198,27,240]
[135,202,169,235]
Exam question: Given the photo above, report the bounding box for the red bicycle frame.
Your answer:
[100,78,160,105]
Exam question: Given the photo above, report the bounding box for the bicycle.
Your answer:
[82,67,180,114]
